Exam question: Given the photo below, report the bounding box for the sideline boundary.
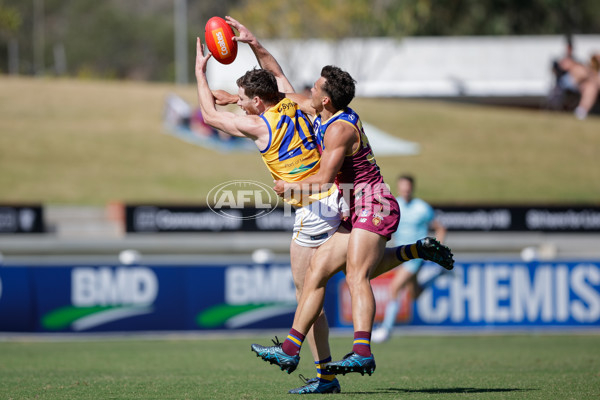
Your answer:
[2,326,599,343]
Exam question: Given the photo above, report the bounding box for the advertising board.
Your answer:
[335,261,600,328]
[1,260,598,332]
[0,205,44,233]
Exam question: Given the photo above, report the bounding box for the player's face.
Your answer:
[310,77,327,112]
[237,87,259,115]
[398,179,414,202]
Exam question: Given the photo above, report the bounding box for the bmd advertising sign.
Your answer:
[0,264,298,332]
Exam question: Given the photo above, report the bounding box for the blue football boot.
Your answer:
[325,352,376,376]
[251,337,299,374]
[417,237,455,270]
[288,374,341,394]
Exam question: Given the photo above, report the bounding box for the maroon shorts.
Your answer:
[341,192,400,240]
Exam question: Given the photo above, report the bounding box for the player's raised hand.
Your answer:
[273,180,287,197]
[225,16,256,45]
[195,37,211,78]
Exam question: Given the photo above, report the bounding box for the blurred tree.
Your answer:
[397,0,600,36]
[231,0,600,38]
[0,0,242,80]
[0,0,597,80]
[0,1,21,35]
[0,0,21,74]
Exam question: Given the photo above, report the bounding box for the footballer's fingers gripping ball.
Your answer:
[204,16,238,65]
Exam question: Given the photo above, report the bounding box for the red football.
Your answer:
[204,16,237,65]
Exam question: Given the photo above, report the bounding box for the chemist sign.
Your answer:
[335,261,600,328]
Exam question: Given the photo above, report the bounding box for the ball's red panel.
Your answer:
[204,17,237,65]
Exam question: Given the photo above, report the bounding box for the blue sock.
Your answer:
[316,357,335,382]
[396,243,422,262]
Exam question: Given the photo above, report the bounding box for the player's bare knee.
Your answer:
[344,269,370,290]
[306,264,334,287]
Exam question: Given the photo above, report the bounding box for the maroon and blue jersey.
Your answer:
[314,107,400,239]
[314,107,386,197]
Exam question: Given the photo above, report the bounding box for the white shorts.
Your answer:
[292,188,349,247]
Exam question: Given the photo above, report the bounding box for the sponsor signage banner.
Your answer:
[125,206,295,233]
[434,205,600,232]
[0,263,300,332]
[0,268,36,331]
[0,205,44,233]
[189,264,297,330]
[30,266,187,332]
[334,260,600,328]
[1,260,598,332]
[125,204,600,233]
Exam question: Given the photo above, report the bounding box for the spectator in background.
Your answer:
[550,36,600,119]
[372,175,448,343]
[579,53,600,118]
[190,109,219,138]
[561,53,599,120]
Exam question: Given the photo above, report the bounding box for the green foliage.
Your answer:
[1,0,599,80]
[0,0,241,79]
[0,7,22,36]
[0,2,21,37]
[231,0,600,38]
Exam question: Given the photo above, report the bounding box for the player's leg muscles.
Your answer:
[345,228,387,333]
[290,241,330,362]
[371,246,404,279]
[290,241,316,298]
[292,228,350,335]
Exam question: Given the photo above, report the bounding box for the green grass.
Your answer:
[1,76,600,205]
[1,334,599,399]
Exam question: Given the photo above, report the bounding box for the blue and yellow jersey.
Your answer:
[260,98,331,206]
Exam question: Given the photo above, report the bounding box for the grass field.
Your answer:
[1,76,599,205]
[1,334,599,399]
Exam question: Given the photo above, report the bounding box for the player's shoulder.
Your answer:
[242,113,272,139]
[325,119,357,145]
[328,109,360,135]
[338,107,360,123]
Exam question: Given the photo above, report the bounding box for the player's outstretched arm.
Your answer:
[195,38,264,142]
[226,16,294,94]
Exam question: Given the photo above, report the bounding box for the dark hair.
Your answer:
[236,68,280,105]
[320,65,356,110]
[398,174,415,186]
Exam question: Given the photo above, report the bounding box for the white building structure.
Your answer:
[206,34,600,100]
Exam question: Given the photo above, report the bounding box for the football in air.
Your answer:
[204,16,238,65]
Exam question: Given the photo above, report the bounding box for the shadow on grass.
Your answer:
[347,387,536,395]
